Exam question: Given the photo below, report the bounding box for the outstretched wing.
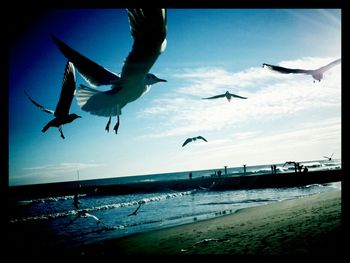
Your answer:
[24,90,54,115]
[202,94,225,100]
[128,203,142,216]
[182,138,192,147]
[229,93,247,99]
[121,9,167,85]
[197,136,208,142]
[54,61,76,117]
[317,58,341,74]
[85,213,101,224]
[51,35,120,87]
[134,203,142,213]
[263,63,310,74]
[283,161,295,167]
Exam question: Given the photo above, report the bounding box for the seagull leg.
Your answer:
[113,116,120,134]
[105,116,112,132]
[59,126,65,139]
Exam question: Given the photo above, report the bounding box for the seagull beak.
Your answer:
[78,115,82,118]
[158,78,167,82]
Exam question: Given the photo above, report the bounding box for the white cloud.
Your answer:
[139,57,341,139]
[20,162,105,179]
[317,9,341,28]
[162,116,341,172]
[232,131,261,140]
[286,9,341,35]
[278,57,340,70]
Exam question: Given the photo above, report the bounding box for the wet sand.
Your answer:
[76,190,343,256]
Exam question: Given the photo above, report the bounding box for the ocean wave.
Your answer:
[323,181,341,190]
[19,194,87,205]
[304,183,325,188]
[198,198,276,206]
[9,210,77,223]
[305,181,341,190]
[9,190,195,224]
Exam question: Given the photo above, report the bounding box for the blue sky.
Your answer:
[9,9,341,186]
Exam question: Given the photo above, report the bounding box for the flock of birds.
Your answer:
[66,183,144,226]
[24,9,341,149]
[21,9,340,225]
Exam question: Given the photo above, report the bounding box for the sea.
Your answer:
[7,159,342,254]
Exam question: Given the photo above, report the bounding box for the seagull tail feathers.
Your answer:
[76,84,99,108]
[76,84,121,117]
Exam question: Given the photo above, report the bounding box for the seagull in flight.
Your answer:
[128,202,142,216]
[323,153,334,161]
[199,181,215,190]
[202,91,247,102]
[80,210,101,224]
[51,9,167,134]
[24,61,81,139]
[283,161,298,167]
[182,136,208,147]
[262,58,341,83]
[65,209,101,227]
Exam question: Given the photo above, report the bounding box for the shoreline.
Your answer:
[8,169,342,200]
[74,190,343,256]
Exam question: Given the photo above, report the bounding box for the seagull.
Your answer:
[80,210,101,224]
[51,9,167,134]
[202,91,247,102]
[65,209,101,227]
[283,161,304,173]
[262,58,341,82]
[24,61,81,139]
[128,203,142,216]
[283,161,298,167]
[182,136,208,147]
[199,181,215,190]
[323,153,334,161]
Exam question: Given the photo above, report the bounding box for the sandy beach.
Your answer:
[73,189,343,256]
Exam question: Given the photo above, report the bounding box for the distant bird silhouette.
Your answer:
[182,136,208,147]
[323,153,334,161]
[128,203,142,216]
[24,61,81,139]
[199,181,215,190]
[51,8,167,134]
[263,58,341,82]
[283,161,304,173]
[202,91,247,102]
[283,161,298,167]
